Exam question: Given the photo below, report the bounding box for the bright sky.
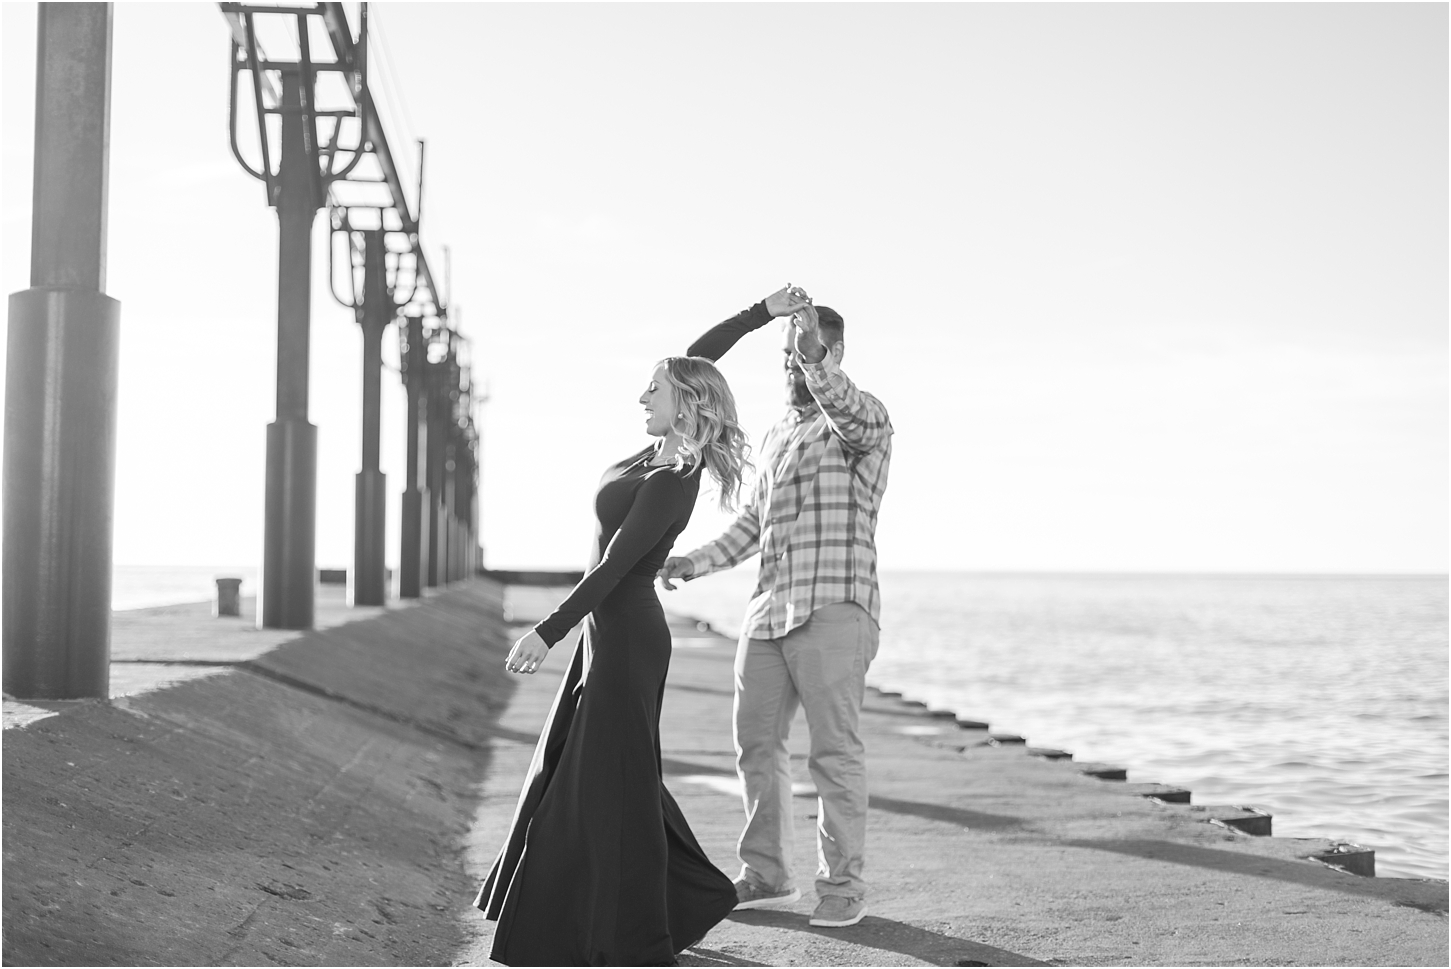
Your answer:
[2,2,1446,575]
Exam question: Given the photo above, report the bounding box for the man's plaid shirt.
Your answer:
[682,355,892,639]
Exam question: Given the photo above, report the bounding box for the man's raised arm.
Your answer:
[790,303,893,453]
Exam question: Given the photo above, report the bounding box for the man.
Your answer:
[660,286,893,929]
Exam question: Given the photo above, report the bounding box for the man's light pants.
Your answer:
[733,601,880,901]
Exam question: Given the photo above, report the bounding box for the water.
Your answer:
[660,569,1448,882]
[112,565,260,611]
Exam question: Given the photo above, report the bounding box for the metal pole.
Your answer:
[444,437,459,583]
[352,229,388,606]
[445,378,465,583]
[471,440,482,575]
[451,430,472,581]
[457,438,476,576]
[260,69,320,629]
[3,3,119,700]
[447,358,462,582]
[398,315,428,598]
[424,351,449,588]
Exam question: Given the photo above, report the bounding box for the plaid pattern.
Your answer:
[682,356,892,639]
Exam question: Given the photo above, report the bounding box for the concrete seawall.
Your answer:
[4,578,1447,966]
[3,583,515,967]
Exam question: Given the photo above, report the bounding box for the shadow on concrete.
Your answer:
[661,759,1027,834]
[679,945,770,966]
[726,910,1049,967]
[663,756,737,777]
[672,682,736,698]
[240,660,541,748]
[1068,839,1449,912]
[869,793,1025,832]
[863,702,971,722]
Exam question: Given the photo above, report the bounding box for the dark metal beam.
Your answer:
[260,68,320,630]
[318,2,445,316]
[221,3,326,17]
[399,314,429,598]
[29,4,112,291]
[353,228,388,606]
[424,349,451,588]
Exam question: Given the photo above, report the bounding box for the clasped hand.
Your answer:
[506,629,548,675]
[658,555,693,591]
[764,283,825,362]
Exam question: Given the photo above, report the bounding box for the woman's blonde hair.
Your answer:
[657,356,752,512]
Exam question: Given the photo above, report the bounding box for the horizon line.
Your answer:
[111,563,1450,581]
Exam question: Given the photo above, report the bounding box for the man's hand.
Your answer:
[505,630,549,674]
[764,284,812,318]
[791,302,827,364]
[658,556,695,591]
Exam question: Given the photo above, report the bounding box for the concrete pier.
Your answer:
[4,579,1446,966]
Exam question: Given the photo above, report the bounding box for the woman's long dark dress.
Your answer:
[475,449,737,967]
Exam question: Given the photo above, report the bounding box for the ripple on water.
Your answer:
[864,573,1450,883]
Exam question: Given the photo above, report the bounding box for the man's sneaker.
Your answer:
[732,879,801,910]
[809,895,867,927]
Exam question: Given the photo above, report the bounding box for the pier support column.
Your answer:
[353,473,386,604]
[352,229,389,606]
[442,437,458,583]
[456,440,478,576]
[424,352,448,588]
[260,69,321,630]
[3,3,119,700]
[399,315,429,598]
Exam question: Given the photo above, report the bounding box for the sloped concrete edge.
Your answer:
[2,580,514,968]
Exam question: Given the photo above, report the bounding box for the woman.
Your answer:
[475,355,749,966]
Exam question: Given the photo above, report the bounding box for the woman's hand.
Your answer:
[765,283,813,318]
[506,630,549,674]
[765,284,800,317]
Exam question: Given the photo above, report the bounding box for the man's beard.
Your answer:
[787,374,813,408]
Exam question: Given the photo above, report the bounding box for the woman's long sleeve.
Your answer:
[532,473,691,647]
[686,301,773,362]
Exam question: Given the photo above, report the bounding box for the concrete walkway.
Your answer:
[4,579,1446,966]
[466,596,1448,968]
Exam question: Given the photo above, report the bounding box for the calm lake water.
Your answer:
[114,566,1448,881]
[112,565,261,611]
[659,569,1448,882]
